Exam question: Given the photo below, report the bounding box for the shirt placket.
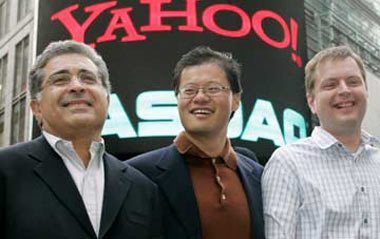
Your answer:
[82,165,99,235]
[352,150,370,239]
[211,158,227,203]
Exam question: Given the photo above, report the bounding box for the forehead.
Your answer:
[179,63,228,86]
[315,57,362,83]
[43,53,97,76]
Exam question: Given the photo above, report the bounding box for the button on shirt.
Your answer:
[174,131,251,239]
[262,127,380,239]
[43,131,105,236]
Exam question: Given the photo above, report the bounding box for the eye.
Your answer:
[80,72,98,84]
[49,74,71,86]
[321,81,337,90]
[182,88,197,95]
[346,77,362,87]
[206,86,222,94]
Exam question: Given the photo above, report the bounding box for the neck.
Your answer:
[72,138,94,168]
[186,132,227,157]
[45,128,101,168]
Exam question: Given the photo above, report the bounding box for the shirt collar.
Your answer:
[311,126,380,149]
[174,131,237,170]
[361,130,380,148]
[42,131,105,161]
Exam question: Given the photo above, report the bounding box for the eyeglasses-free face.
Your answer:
[307,57,368,137]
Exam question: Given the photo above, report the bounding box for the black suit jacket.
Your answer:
[127,144,265,239]
[0,136,163,239]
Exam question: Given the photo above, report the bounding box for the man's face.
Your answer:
[177,63,240,139]
[31,53,109,140]
[307,57,368,135]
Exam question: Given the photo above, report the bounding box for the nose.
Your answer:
[192,88,210,103]
[337,80,350,95]
[68,76,85,92]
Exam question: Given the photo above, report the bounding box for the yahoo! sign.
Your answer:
[50,0,303,67]
[37,0,309,162]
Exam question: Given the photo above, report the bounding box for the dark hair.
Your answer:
[29,40,111,99]
[172,46,242,95]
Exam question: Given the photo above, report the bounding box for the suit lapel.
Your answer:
[237,156,264,239]
[155,145,201,238]
[30,136,97,238]
[99,153,131,238]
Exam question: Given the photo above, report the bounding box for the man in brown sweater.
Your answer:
[127,46,265,239]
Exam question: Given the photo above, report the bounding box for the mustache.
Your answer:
[60,93,94,107]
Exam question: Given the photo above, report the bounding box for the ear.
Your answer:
[232,92,241,111]
[30,99,42,124]
[106,93,110,106]
[306,93,316,114]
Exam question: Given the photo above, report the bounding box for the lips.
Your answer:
[190,108,214,115]
[334,101,355,109]
[61,98,93,107]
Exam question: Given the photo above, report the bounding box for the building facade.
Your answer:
[0,0,34,147]
[0,0,379,147]
[305,0,380,137]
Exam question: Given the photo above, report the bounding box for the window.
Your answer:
[11,97,26,144]
[11,36,30,144]
[17,0,33,22]
[0,54,7,108]
[13,36,29,97]
[0,113,4,146]
[0,0,9,39]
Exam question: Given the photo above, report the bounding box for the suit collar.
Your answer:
[29,136,97,238]
[236,155,264,239]
[29,136,132,239]
[155,144,202,238]
[156,145,264,239]
[98,153,131,238]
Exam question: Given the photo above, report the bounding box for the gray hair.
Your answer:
[29,40,111,99]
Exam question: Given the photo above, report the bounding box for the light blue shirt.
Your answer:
[43,131,105,236]
[262,126,380,239]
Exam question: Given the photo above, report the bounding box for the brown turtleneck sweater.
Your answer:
[174,131,251,239]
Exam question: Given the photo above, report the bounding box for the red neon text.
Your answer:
[51,0,303,67]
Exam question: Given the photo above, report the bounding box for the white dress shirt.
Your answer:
[43,131,105,236]
[262,127,380,239]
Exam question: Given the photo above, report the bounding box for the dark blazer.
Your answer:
[0,136,163,239]
[127,143,265,239]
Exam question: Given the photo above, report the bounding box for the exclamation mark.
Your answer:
[290,18,302,67]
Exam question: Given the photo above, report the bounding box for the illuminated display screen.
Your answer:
[36,0,309,163]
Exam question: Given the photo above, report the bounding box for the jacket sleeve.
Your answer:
[150,184,165,239]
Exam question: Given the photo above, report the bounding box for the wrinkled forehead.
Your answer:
[43,53,98,76]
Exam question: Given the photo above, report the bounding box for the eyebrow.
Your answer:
[321,77,338,83]
[48,69,96,77]
[182,81,222,87]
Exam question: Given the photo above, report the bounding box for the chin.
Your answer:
[186,128,212,136]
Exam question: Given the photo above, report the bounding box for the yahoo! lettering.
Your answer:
[51,0,303,67]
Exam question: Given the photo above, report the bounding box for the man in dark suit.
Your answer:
[0,40,162,239]
[128,46,265,239]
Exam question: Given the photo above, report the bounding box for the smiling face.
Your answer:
[30,53,109,140]
[307,57,368,136]
[177,63,240,139]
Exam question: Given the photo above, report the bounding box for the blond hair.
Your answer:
[305,45,366,96]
